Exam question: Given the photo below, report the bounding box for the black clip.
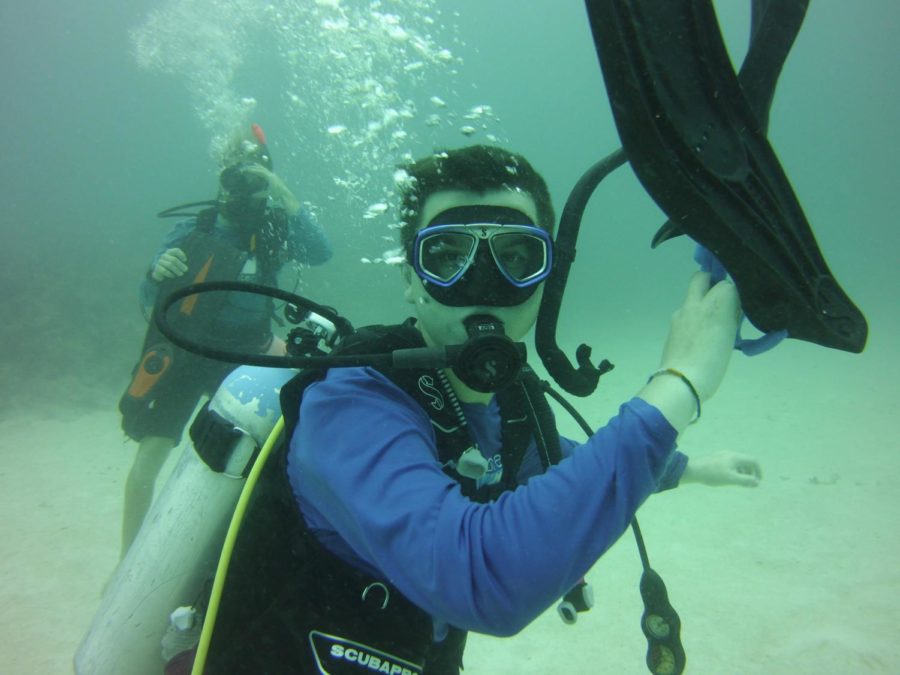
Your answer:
[557,580,594,625]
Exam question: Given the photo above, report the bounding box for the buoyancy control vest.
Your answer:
[120,211,274,439]
[151,209,275,350]
[202,321,561,675]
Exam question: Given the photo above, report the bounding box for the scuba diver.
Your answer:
[186,145,761,674]
[117,124,332,558]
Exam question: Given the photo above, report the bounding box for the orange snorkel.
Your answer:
[250,123,272,169]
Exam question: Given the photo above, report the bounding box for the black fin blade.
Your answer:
[586,0,867,352]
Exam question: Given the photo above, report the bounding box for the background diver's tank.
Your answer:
[74,366,294,675]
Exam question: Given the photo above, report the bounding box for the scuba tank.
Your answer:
[76,365,294,675]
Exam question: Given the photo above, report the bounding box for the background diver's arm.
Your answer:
[287,206,332,266]
[230,164,333,265]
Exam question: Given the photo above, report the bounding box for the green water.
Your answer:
[0,1,897,672]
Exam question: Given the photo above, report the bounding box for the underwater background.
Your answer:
[1,1,897,673]
[1,0,897,414]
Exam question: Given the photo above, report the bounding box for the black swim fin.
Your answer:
[585,0,867,353]
[652,0,809,249]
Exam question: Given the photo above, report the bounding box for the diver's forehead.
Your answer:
[420,189,538,227]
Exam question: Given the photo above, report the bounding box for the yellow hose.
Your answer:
[190,415,285,674]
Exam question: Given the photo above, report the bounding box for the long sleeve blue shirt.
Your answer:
[287,366,686,638]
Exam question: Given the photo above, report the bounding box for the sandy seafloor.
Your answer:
[2,309,896,675]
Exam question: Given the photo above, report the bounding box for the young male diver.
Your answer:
[189,145,760,674]
[117,124,332,559]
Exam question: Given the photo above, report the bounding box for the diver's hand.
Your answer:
[242,165,301,215]
[659,271,740,401]
[639,272,741,430]
[680,451,761,487]
[150,248,188,281]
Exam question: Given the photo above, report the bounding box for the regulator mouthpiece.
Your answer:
[451,315,525,393]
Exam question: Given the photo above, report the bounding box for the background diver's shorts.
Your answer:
[119,350,235,445]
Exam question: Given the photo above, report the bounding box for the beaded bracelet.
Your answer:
[648,368,701,424]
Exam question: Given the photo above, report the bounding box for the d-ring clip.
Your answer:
[361,582,390,610]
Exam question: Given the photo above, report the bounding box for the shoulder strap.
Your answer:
[493,367,561,493]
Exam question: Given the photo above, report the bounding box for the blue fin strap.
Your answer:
[694,246,788,356]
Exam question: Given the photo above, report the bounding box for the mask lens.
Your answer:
[490,232,548,284]
[220,164,268,196]
[418,232,476,284]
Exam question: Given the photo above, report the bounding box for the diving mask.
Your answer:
[412,205,553,307]
[219,163,270,225]
[219,163,269,197]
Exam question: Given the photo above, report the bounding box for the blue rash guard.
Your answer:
[287,366,687,639]
[139,207,332,315]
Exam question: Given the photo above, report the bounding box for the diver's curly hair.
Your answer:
[397,145,556,257]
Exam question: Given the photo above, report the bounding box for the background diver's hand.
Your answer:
[680,450,762,487]
[150,247,188,282]
[242,164,301,215]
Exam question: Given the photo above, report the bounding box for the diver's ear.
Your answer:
[402,264,417,304]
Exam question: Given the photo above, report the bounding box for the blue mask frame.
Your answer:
[412,222,553,289]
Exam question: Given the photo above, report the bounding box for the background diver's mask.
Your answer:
[218,163,293,269]
[218,162,269,225]
[411,205,554,307]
